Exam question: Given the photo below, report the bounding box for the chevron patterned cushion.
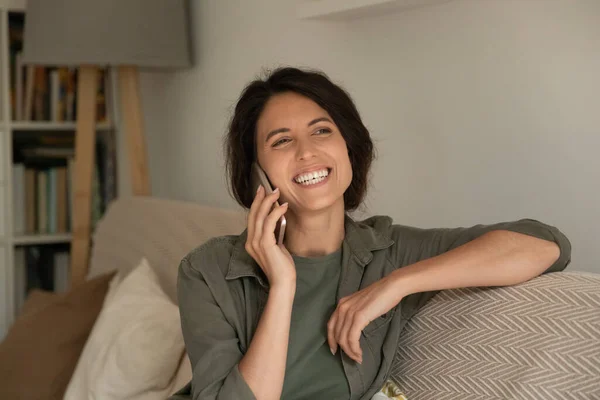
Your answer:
[391,272,600,399]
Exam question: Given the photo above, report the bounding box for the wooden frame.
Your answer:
[69,65,150,286]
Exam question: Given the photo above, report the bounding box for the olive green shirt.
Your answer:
[170,215,571,400]
[281,249,349,399]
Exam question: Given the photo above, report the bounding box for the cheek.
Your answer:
[263,155,290,188]
[338,144,352,174]
[334,146,353,188]
[342,156,353,185]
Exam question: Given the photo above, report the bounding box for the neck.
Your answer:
[283,201,345,258]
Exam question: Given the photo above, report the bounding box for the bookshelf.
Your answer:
[11,121,113,131]
[0,3,120,340]
[13,233,72,245]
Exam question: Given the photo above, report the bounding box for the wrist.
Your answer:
[269,280,296,300]
[390,265,417,300]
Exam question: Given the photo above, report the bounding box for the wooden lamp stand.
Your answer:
[69,66,150,286]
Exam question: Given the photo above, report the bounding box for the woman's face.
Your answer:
[255,92,352,214]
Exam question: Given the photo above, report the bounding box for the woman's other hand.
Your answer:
[245,185,296,288]
[327,274,405,364]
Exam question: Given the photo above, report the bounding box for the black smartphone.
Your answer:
[251,162,287,245]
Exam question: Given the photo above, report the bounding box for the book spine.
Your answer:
[50,69,60,122]
[12,163,26,234]
[24,65,35,121]
[37,170,47,233]
[56,167,68,233]
[53,251,70,293]
[66,68,76,121]
[47,168,57,234]
[67,158,75,232]
[15,52,22,120]
[25,168,36,234]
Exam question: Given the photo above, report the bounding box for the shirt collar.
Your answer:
[225,214,394,288]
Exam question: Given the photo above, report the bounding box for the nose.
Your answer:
[295,138,317,161]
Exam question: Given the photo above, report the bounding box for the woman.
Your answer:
[170,67,571,400]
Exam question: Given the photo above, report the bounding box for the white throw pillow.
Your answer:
[103,271,122,305]
[64,257,185,400]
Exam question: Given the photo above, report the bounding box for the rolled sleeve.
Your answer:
[391,218,571,273]
[393,218,572,320]
[498,218,572,274]
[173,258,256,400]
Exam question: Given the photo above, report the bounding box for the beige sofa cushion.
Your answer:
[170,354,192,395]
[88,196,246,304]
[391,271,600,398]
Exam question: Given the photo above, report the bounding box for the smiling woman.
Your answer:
[169,67,572,400]
[224,68,374,215]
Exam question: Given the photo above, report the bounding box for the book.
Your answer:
[53,251,70,293]
[11,64,109,122]
[15,52,23,120]
[33,66,47,121]
[12,163,26,234]
[24,65,35,120]
[37,170,47,233]
[25,168,36,234]
[47,168,57,233]
[50,69,60,121]
[56,167,68,233]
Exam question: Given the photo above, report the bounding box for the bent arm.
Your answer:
[391,218,572,318]
[239,284,295,400]
[392,228,562,299]
[178,258,294,400]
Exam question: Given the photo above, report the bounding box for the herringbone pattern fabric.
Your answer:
[391,272,600,399]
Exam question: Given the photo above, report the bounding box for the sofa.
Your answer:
[4,196,600,399]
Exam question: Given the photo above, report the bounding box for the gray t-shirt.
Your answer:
[281,249,350,400]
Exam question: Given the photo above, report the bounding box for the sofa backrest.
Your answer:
[87,196,247,304]
[391,271,600,398]
[88,197,600,397]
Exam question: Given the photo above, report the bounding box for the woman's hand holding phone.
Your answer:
[245,185,296,289]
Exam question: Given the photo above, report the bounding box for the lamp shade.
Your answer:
[21,0,191,68]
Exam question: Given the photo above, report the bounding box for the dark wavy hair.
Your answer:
[223,66,375,212]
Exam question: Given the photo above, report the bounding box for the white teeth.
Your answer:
[294,168,329,184]
[300,176,325,186]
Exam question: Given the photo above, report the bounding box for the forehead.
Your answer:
[256,92,330,138]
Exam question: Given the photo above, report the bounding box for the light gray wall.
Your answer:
[136,0,600,274]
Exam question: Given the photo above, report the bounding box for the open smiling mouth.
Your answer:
[293,168,332,187]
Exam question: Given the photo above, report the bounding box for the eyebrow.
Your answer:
[264,117,333,143]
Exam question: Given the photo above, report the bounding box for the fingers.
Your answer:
[333,304,346,354]
[245,185,283,268]
[347,317,364,362]
[263,201,288,240]
[252,187,281,249]
[245,185,266,262]
[328,299,363,364]
[339,310,362,363]
[327,313,338,355]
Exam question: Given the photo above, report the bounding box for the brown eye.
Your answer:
[314,128,332,135]
[273,138,291,147]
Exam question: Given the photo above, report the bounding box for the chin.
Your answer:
[296,195,343,214]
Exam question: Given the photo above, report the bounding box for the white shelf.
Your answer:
[10,121,113,131]
[297,0,455,20]
[0,0,26,12]
[13,233,72,245]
